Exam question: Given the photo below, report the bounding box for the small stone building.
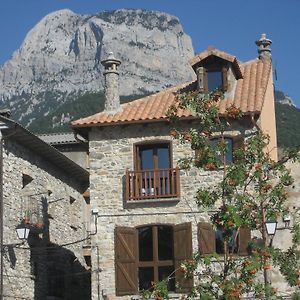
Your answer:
[0,114,91,299]
[38,132,89,169]
[72,35,279,299]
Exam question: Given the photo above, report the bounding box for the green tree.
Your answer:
[142,90,300,299]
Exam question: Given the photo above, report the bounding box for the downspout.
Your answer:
[0,125,17,300]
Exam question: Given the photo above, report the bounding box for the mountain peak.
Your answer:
[275,90,296,107]
[0,9,194,130]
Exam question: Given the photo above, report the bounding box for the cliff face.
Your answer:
[0,9,195,128]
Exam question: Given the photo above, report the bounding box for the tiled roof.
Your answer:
[72,58,272,128]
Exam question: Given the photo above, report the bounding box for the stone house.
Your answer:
[71,34,281,299]
[38,132,89,170]
[0,114,91,299]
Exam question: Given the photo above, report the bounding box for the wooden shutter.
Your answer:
[198,222,216,255]
[174,222,193,293]
[196,66,205,92]
[115,227,138,295]
[238,226,251,256]
[232,135,244,163]
[222,66,228,91]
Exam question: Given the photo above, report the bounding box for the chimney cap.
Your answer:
[101,51,121,67]
[255,33,272,59]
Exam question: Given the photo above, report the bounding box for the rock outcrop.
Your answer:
[0,9,195,128]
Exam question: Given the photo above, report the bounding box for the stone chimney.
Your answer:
[255,33,272,60]
[101,52,121,112]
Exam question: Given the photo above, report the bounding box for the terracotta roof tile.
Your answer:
[72,59,272,128]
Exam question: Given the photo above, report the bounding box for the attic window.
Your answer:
[196,57,228,93]
[207,71,223,92]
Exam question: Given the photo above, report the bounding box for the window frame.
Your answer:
[115,223,193,295]
[196,56,229,93]
[137,224,175,291]
[195,135,244,169]
[198,222,251,256]
[215,226,239,255]
[209,136,234,165]
[134,140,173,171]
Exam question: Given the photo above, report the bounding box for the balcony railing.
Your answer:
[125,167,180,201]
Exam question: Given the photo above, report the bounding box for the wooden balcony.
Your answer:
[125,167,180,201]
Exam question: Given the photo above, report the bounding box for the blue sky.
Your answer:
[0,0,299,104]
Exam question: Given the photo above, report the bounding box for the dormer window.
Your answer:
[196,59,228,93]
[190,48,243,94]
[207,70,223,92]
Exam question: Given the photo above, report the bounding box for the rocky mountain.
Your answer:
[275,90,296,107]
[275,91,300,149]
[0,9,195,129]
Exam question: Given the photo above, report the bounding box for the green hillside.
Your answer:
[28,91,151,133]
[275,102,300,148]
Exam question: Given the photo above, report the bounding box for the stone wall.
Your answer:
[88,121,254,300]
[2,137,91,300]
[268,160,300,293]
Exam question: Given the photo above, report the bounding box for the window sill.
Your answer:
[125,197,180,206]
[131,293,183,300]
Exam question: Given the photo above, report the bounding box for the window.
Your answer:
[215,227,238,254]
[195,136,243,169]
[198,223,251,256]
[207,71,223,92]
[126,141,180,201]
[138,225,175,291]
[136,143,171,171]
[210,137,233,164]
[115,223,193,295]
[196,56,228,93]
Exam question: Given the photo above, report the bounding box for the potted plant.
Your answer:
[22,209,31,224]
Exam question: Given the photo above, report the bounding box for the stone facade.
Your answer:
[2,134,90,299]
[88,121,255,300]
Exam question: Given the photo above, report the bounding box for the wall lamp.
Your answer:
[16,224,30,240]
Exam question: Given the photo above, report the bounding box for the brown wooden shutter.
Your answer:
[232,135,244,163]
[115,227,138,295]
[238,226,251,256]
[198,222,216,255]
[174,222,193,293]
[222,66,228,91]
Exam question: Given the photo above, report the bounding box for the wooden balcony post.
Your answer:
[176,167,180,197]
[125,169,130,201]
